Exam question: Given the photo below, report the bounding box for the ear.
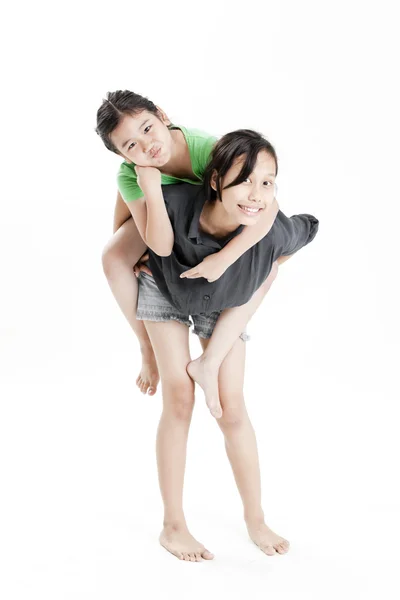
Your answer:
[155,105,172,126]
[210,169,218,192]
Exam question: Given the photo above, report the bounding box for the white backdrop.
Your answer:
[1,1,399,598]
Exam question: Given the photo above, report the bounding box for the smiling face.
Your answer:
[211,150,277,227]
[109,109,173,166]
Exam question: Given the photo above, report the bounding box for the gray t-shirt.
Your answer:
[147,182,319,315]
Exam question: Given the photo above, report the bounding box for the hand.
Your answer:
[134,166,161,192]
[133,252,153,278]
[180,254,229,283]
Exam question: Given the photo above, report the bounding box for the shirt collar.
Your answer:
[187,192,245,249]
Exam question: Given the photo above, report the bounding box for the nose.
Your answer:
[249,186,261,203]
[142,139,152,154]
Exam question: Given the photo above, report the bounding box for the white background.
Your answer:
[1,0,399,598]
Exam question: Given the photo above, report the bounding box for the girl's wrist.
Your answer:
[142,183,162,198]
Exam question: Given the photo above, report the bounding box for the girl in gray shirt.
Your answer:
[134,129,318,561]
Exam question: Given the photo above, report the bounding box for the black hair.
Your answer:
[95,90,161,154]
[203,129,278,202]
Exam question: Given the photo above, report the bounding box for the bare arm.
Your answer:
[127,166,174,257]
[180,198,280,282]
[218,197,279,265]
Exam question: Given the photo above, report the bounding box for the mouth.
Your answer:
[238,204,264,216]
[150,147,161,159]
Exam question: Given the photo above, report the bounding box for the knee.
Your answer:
[218,398,247,430]
[163,378,195,421]
[101,236,129,279]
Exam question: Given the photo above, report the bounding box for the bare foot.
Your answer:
[136,345,159,396]
[159,524,214,562]
[186,357,222,419]
[246,520,290,556]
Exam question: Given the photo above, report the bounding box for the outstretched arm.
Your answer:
[216,197,279,265]
[274,211,319,258]
[181,198,279,282]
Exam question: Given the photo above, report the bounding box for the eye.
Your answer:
[128,142,136,150]
[144,125,152,134]
[264,181,273,187]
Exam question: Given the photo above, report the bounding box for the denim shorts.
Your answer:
[136,272,249,341]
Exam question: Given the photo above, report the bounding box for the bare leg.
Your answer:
[188,260,280,418]
[199,336,290,556]
[143,319,214,562]
[102,217,159,395]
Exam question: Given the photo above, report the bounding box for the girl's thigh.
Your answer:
[144,320,193,388]
[103,216,147,265]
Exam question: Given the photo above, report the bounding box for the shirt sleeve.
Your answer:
[274,210,319,257]
[191,134,217,180]
[116,163,144,203]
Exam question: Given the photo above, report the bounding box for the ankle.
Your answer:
[244,511,265,527]
[198,352,221,370]
[163,518,188,532]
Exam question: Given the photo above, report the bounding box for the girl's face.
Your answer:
[212,150,277,226]
[110,109,173,166]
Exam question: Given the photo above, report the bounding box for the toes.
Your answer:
[209,401,223,419]
[275,543,286,554]
[189,553,196,562]
[138,379,147,394]
[201,549,214,560]
[148,386,156,396]
[213,405,223,419]
[262,545,276,556]
[195,552,203,562]
[183,553,191,561]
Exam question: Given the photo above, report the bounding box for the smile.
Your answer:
[238,205,263,215]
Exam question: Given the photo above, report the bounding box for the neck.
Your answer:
[159,128,188,175]
[200,200,240,238]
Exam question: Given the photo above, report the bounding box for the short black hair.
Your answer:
[203,129,278,202]
[95,90,161,154]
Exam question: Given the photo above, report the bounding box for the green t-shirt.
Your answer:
[117,125,217,203]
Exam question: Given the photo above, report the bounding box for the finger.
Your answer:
[180,269,199,278]
[141,253,150,261]
[139,265,152,275]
